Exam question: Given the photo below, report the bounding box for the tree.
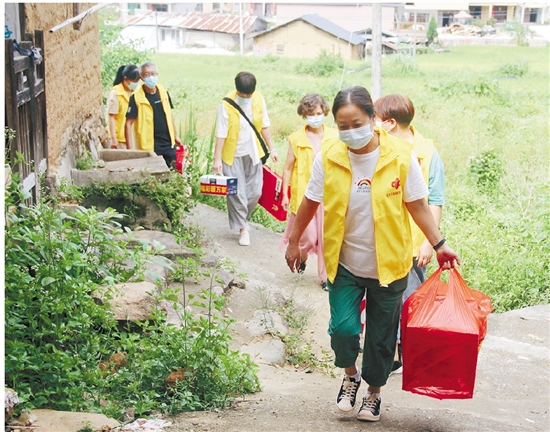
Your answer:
[99,6,149,95]
[427,16,438,45]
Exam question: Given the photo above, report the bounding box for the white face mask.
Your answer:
[236,95,251,105]
[338,124,374,150]
[306,114,325,129]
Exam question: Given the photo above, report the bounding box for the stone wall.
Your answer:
[23,3,107,182]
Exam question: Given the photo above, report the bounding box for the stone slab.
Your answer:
[29,409,119,432]
[99,149,157,162]
[71,155,169,187]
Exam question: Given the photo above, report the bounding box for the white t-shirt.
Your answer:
[216,96,271,165]
[305,147,428,279]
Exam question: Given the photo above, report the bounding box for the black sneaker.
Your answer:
[390,344,403,375]
[321,281,328,291]
[297,261,306,274]
[336,374,361,413]
[357,393,381,422]
[390,360,402,376]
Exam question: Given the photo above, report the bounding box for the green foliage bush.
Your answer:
[427,16,438,43]
[81,171,194,229]
[295,50,344,77]
[384,54,422,77]
[5,174,260,417]
[468,150,503,190]
[99,7,149,95]
[497,61,528,77]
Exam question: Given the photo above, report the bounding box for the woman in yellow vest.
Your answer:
[284,86,459,423]
[106,65,140,149]
[279,94,338,291]
[374,93,446,375]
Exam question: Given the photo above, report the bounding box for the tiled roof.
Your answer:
[254,14,364,45]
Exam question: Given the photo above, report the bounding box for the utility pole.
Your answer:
[371,2,382,100]
[412,11,417,61]
[155,11,159,52]
[239,1,244,55]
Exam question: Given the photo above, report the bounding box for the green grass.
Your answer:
[150,46,549,312]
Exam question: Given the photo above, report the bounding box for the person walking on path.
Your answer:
[284,86,459,423]
[374,93,446,375]
[106,65,140,149]
[279,93,338,290]
[125,61,182,168]
[212,71,278,246]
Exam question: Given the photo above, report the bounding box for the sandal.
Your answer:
[321,281,328,291]
[297,261,307,274]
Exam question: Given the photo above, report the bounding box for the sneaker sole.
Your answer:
[337,405,357,414]
[357,414,380,422]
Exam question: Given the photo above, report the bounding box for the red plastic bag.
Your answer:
[401,268,492,399]
[258,165,289,221]
[175,144,188,174]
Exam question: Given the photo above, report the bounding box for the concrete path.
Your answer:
[168,203,550,432]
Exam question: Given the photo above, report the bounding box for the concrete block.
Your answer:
[99,149,157,162]
[71,155,169,188]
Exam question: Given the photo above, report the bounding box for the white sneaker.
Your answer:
[336,373,361,413]
[238,230,250,246]
[357,392,381,422]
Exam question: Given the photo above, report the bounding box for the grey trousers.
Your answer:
[222,155,263,230]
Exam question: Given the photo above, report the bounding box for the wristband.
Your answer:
[433,237,446,251]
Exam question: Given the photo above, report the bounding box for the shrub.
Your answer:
[99,7,149,95]
[81,171,194,230]
[5,173,260,417]
[468,150,503,191]
[384,54,422,77]
[295,50,344,77]
[427,16,438,44]
[497,61,528,77]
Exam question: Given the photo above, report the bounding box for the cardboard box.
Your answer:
[200,175,238,196]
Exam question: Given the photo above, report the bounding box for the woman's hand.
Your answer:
[285,241,302,273]
[270,149,279,163]
[436,243,460,269]
[281,195,289,212]
[212,157,223,175]
[417,239,433,267]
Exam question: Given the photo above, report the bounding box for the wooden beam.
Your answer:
[49,3,113,33]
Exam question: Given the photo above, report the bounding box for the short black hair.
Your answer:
[332,86,374,119]
[235,71,256,94]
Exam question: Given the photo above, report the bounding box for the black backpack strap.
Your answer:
[223,97,269,164]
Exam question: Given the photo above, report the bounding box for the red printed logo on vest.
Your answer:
[391,178,401,190]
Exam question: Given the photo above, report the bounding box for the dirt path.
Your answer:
[165,203,549,432]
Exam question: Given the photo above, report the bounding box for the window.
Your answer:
[152,4,168,12]
[277,44,284,55]
[492,6,508,22]
[128,3,140,15]
[195,4,203,12]
[469,6,482,19]
[213,3,220,12]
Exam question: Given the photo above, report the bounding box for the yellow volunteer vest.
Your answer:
[133,84,175,151]
[289,125,338,214]
[221,90,265,166]
[322,128,413,285]
[111,83,131,143]
[409,125,435,256]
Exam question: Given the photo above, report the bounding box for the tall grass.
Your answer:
[155,46,548,311]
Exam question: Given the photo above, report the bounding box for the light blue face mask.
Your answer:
[143,76,158,89]
[306,114,325,129]
[236,95,252,105]
[129,81,140,91]
[338,124,373,150]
